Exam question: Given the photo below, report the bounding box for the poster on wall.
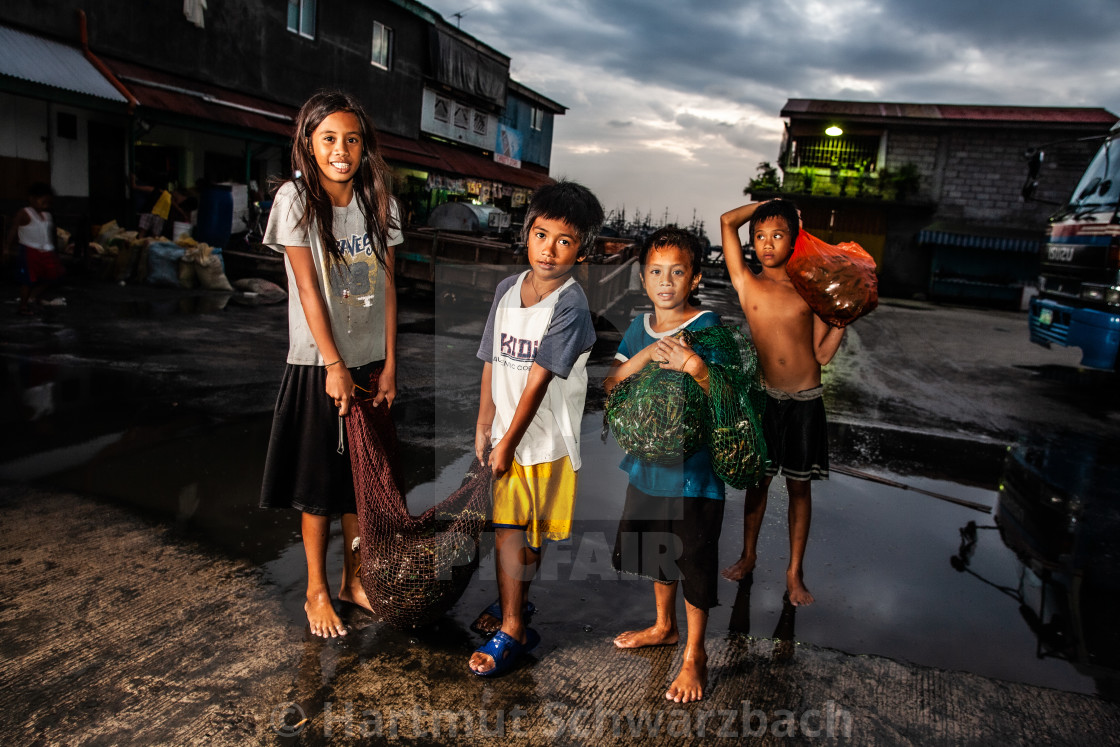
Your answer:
[495,124,522,168]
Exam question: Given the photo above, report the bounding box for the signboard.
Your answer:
[488,211,511,229]
[420,87,495,151]
[495,124,522,168]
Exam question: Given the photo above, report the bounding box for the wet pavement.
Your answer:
[2,272,1120,743]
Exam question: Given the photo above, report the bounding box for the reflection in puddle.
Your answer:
[988,436,1120,702]
[728,574,798,662]
[109,292,234,318]
[4,325,1118,702]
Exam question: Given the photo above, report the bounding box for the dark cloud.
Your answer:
[648,101,677,121]
[424,0,1120,241]
[674,112,732,133]
[885,0,1120,46]
[440,0,1120,110]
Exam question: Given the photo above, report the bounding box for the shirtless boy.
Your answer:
[718,199,846,606]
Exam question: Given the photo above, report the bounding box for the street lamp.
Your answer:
[825,125,843,137]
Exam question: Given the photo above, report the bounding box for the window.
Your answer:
[1068,139,1120,210]
[530,106,544,131]
[371,21,393,69]
[789,135,880,171]
[57,112,78,140]
[472,111,487,136]
[287,0,316,39]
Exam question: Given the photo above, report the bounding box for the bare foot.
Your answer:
[305,590,347,638]
[721,552,757,582]
[339,533,371,613]
[665,658,707,703]
[613,625,678,649]
[786,570,814,606]
[338,578,372,613]
[471,610,501,636]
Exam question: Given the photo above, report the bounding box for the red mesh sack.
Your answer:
[346,397,492,628]
[786,231,878,327]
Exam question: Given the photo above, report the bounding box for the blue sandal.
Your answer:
[470,628,541,677]
[471,600,536,635]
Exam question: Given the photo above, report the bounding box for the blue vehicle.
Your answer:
[1027,121,1120,371]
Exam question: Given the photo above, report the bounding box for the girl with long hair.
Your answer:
[259,90,401,638]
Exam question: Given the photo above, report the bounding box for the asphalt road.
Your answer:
[2,278,1119,744]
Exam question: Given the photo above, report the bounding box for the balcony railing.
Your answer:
[770,164,923,202]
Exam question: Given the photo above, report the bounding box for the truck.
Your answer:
[1027,120,1120,371]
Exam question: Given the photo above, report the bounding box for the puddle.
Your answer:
[991,435,1120,702]
[2,287,1117,703]
[7,387,1118,702]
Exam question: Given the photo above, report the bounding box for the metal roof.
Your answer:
[783,99,1117,126]
[0,24,127,103]
[508,80,567,114]
[376,132,553,188]
[102,56,295,139]
[918,228,1041,253]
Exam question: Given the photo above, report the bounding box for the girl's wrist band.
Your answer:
[324,359,343,370]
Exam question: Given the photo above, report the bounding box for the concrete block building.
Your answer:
[762,99,1117,303]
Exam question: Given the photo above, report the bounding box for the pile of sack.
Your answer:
[89,221,232,291]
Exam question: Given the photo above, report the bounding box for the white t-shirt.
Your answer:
[264,180,402,366]
[478,271,597,469]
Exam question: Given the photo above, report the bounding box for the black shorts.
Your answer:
[762,393,829,481]
[259,360,384,516]
[611,484,725,611]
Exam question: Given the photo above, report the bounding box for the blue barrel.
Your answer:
[195,185,233,248]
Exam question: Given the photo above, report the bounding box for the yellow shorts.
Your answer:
[491,456,578,550]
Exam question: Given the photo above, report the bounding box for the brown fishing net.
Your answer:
[346,397,492,628]
[605,325,769,489]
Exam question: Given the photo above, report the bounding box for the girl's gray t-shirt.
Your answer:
[264,180,402,367]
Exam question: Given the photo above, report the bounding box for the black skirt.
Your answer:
[259,361,383,516]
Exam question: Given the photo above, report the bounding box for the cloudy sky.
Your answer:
[425,0,1120,243]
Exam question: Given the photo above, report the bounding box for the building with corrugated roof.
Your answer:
[0,0,563,237]
[756,99,1117,304]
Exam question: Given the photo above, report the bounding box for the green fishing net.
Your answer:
[605,325,769,489]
